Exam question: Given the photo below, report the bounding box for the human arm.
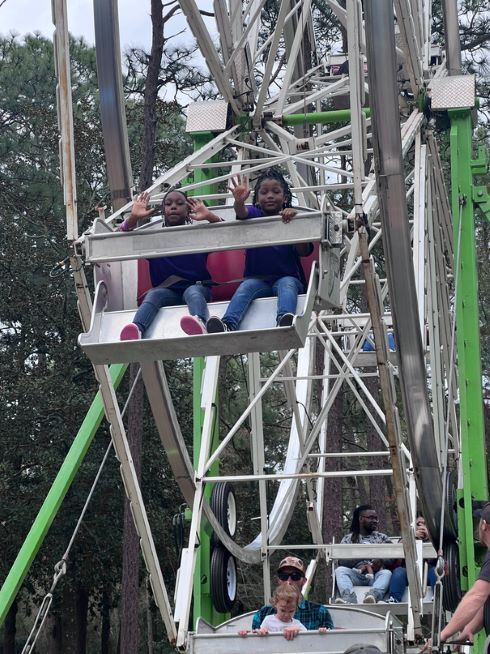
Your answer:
[120,192,155,231]
[457,606,484,644]
[318,604,334,630]
[374,532,395,568]
[187,197,223,223]
[440,580,490,641]
[229,174,250,219]
[421,605,484,652]
[337,534,357,568]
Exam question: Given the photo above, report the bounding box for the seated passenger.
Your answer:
[335,504,392,604]
[240,585,307,640]
[358,561,374,581]
[387,515,436,603]
[118,190,222,340]
[206,169,313,333]
[362,333,396,352]
[249,557,333,631]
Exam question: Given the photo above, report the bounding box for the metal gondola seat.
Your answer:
[78,207,336,364]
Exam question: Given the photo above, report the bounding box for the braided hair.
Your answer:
[161,188,191,226]
[350,504,373,543]
[252,168,293,209]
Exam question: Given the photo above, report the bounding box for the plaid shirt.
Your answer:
[252,598,334,630]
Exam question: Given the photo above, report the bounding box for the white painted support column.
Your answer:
[413,134,427,341]
[248,353,270,603]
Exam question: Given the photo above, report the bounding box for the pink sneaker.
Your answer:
[180,315,206,335]
[120,323,142,340]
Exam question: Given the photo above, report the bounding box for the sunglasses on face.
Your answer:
[278,571,304,581]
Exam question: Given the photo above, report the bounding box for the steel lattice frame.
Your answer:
[2,0,480,650]
[78,0,458,643]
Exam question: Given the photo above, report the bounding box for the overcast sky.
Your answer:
[1,0,156,51]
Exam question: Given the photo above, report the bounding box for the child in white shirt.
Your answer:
[239,585,307,640]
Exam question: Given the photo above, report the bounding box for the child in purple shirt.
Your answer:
[119,190,222,340]
[206,169,312,333]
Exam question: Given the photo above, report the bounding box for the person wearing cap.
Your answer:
[426,502,490,648]
[251,556,334,631]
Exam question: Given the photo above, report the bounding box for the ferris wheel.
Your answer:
[1,0,488,651]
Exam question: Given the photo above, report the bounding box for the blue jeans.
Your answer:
[389,565,436,602]
[335,566,392,600]
[222,276,304,330]
[133,285,211,334]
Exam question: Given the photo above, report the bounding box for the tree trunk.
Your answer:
[146,578,154,654]
[3,599,17,654]
[45,612,63,654]
[120,364,144,654]
[120,2,165,649]
[76,585,88,653]
[58,581,88,654]
[101,586,112,654]
[140,0,164,189]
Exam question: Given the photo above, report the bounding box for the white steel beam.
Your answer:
[178,0,240,113]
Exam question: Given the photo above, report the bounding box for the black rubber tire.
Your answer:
[442,541,462,612]
[445,470,458,535]
[210,545,237,613]
[210,482,237,543]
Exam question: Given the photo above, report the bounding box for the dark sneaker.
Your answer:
[277,313,294,327]
[120,323,142,340]
[180,315,206,335]
[335,591,357,604]
[334,596,347,604]
[207,316,228,333]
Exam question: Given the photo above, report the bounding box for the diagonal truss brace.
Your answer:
[359,228,422,632]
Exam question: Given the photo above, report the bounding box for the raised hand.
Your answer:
[228,174,250,204]
[187,197,222,223]
[131,192,155,220]
[187,197,209,222]
[121,192,155,231]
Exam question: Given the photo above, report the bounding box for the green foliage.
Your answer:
[125,99,193,185]
[0,32,200,650]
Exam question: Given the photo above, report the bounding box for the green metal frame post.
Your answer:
[189,131,229,626]
[449,107,489,597]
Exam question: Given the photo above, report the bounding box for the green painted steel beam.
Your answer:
[189,135,229,626]
[0,363,127,626]
[449,108,488,599]
[282,108,371,126]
